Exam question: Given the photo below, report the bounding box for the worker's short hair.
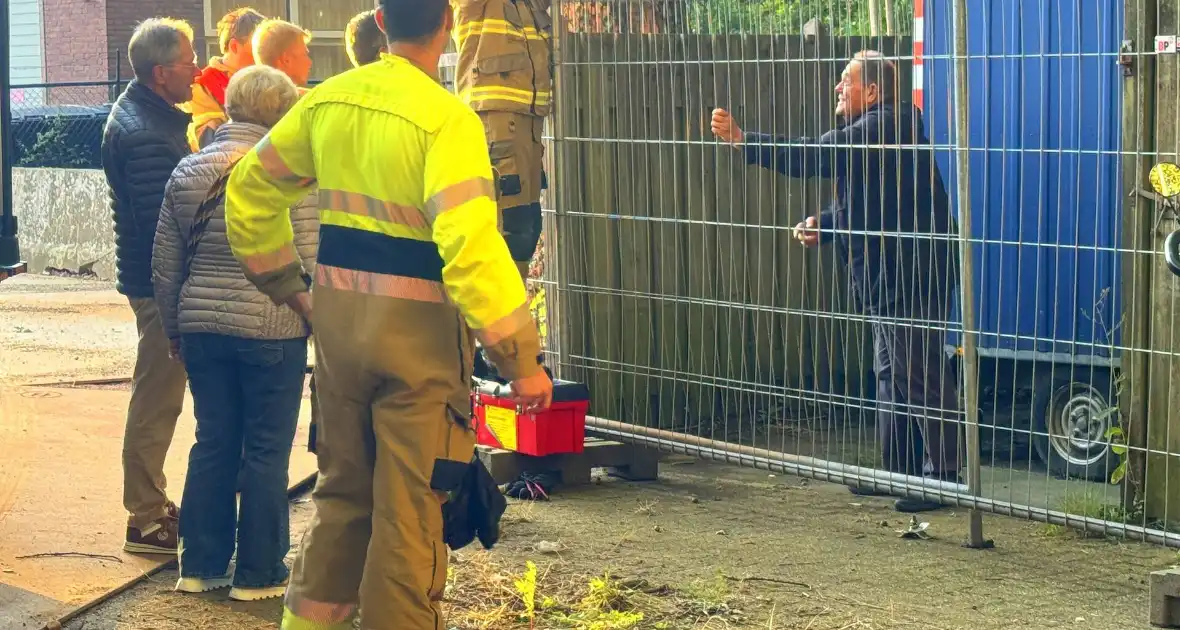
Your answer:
[346,10,385,67]
[226,65,300,128]
[381,0,447,43]
[252,19,312,67]
[217,7,267,54]
[853,50,899,104]
[128,18,195,81]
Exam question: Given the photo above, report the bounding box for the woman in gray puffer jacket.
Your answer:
[151,65,315,602]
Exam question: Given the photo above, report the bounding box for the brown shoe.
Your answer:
[124,517,178,554]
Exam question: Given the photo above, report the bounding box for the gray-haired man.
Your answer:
[101,17,200,553]
[712,52,962,513]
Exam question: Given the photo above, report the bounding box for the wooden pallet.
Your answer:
[476,437,660,486]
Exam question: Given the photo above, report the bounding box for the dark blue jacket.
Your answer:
[744,101,957,318]
[101,81,192,298]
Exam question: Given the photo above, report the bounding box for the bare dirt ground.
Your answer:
[3,275,1177,630]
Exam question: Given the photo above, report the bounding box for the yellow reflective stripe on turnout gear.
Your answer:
[454,19,547,47]
[319,210,431,244]
[316,264,448,303]
[424,177,496,223]
[459,86,552,108]
[475,301,534,346]
[319,189,429,230]
[240,242,300,276]
[280,605,353,630]
[257,136,315,187]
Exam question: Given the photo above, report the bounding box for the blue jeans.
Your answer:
[178,333,307,587]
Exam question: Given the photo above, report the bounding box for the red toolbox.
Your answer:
[472,378,590,457]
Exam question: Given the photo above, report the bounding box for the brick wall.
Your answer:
[105,0,206,78]
[42,0,109,86]
[41,0,108,104]
[40,0,206,105]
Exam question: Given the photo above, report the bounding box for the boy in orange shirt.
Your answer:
[188,7,266,151]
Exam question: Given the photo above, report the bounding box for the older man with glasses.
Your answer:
[101,16,201,555]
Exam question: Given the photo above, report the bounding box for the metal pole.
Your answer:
[0,0,24,279]
[549,0,571,381]
[951,0,987,549]
[587,416,970,495]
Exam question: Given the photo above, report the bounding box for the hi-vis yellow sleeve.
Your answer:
[424,108,541,380]
[225,102,317,304]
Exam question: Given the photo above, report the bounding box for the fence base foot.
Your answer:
[962,510,993,549]
[1150,568,1180,627]
[475,438,661,487]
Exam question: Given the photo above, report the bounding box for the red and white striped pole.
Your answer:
[912,0,924,109]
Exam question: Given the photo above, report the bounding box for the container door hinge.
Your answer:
[1119,39,1135,77]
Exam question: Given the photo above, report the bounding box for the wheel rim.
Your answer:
[1047,384,1112,467]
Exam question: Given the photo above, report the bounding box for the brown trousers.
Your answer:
[283,289,476,630]
[123,297,187,529]
[480,111,545,282]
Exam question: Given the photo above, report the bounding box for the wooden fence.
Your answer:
[549,34,913,432]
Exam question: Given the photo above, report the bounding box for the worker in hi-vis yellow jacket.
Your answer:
[223,1,553,627]
[452,0,552,281]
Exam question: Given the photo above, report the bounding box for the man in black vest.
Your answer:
[712,51,962,513]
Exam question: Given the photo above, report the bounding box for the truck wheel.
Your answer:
[1166,230,1180,278]
[1032,371,1119,483]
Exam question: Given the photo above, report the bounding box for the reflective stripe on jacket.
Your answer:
[223,54,541,380]
[453,0,553,117]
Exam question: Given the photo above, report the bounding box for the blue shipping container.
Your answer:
[923,0,1124,365]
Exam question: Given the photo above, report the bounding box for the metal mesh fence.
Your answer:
[5,0,1178,547]
[542,0,1180,546]
[9,82,121,170]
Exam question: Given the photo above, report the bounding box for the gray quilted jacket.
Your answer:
[152,122,318,341]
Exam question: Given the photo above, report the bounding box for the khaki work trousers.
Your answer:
[283,289,476,630]
[480,111,545,282]
[123,297,188,530]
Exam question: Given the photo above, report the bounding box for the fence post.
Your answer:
[0,0,21,276]
[951,0,988,549]
[549,0,571,381]
[1120,0,1157,518]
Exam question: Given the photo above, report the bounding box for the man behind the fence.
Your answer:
[711,51,962,513]
[102,17,201,552]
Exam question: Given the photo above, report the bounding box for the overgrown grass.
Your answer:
[443,553,753,629]
[1038,491,1135,539]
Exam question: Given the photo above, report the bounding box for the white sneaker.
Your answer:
[175,575,232,593]
[229,584,287,601]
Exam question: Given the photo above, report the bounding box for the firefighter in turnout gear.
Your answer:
[223,1,553,627]
[452,0,552,281]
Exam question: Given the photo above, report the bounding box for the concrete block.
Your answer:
[13,168,116,280]
[1151,568,1180,627]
